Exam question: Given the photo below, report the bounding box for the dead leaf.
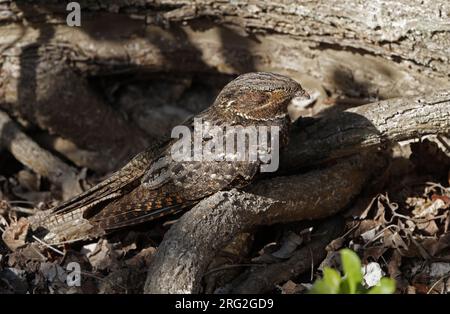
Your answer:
[362,246,387,262]
[360,227,378,243]
[387,250,402,280]
[84,239,120,271]
[2,217,29,251]
[431,194,450,208]
[420,233,450,256]
[279,280,303,294]
[416,217,439,236]
[384,230,409,251]
[413,199,446,218]
[362,262,385,288]
[354,220,378,239]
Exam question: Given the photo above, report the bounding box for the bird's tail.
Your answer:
[88,185,191,230]
[29,207,105,245]
[29,185,191,244]
[51,144,162,215]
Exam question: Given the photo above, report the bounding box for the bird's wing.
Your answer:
[141,112,261,198]
[86,158,259,230]
[86,184,190,230]
[51,140,169,214]
[85,136,260,230]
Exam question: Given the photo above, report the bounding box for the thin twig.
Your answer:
[426,274,450,294]
[31,235,64,256]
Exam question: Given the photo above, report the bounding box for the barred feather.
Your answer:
[89,186,190,230]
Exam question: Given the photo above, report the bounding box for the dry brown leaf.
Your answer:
[353,220,378,239]
[420,233,450,256]
[362,246,387,262]
[280,280,303,294]
[384,230,409,252]
[125,247,156,268]
[2,217,29,251]
[431,194,450,208]
[83,239,120,271]
[413,199,446,218]
[416,217,439,236]
[387,250,402,279]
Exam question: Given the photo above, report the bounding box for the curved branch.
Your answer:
[283,92,450,170]
[0,110,82,199]
[144,155,378,293]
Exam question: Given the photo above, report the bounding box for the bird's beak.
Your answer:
[287,91,311,123]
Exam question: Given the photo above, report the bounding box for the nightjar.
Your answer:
[31,72,309,244]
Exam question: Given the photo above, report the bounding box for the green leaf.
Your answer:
[322,267,342,293]
[309,279,334,294]
[309,268,342,294]
[323,267,342,292]
[340,249,363,294]
[308,249,396,295]
[368,278,396,294]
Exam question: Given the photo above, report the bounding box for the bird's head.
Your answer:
[213,72,309,122]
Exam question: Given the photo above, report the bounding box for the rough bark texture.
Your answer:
[1,0,449,172]
[144,155,382,293]
[0,110,82,199]
[283,92,450,171]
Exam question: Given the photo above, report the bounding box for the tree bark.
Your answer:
[0,110,82,199]
[282,92,450,171]
[1,1,449,172]
[143,154,381,293]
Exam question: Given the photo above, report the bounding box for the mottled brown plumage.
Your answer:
[31,72,308,244]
